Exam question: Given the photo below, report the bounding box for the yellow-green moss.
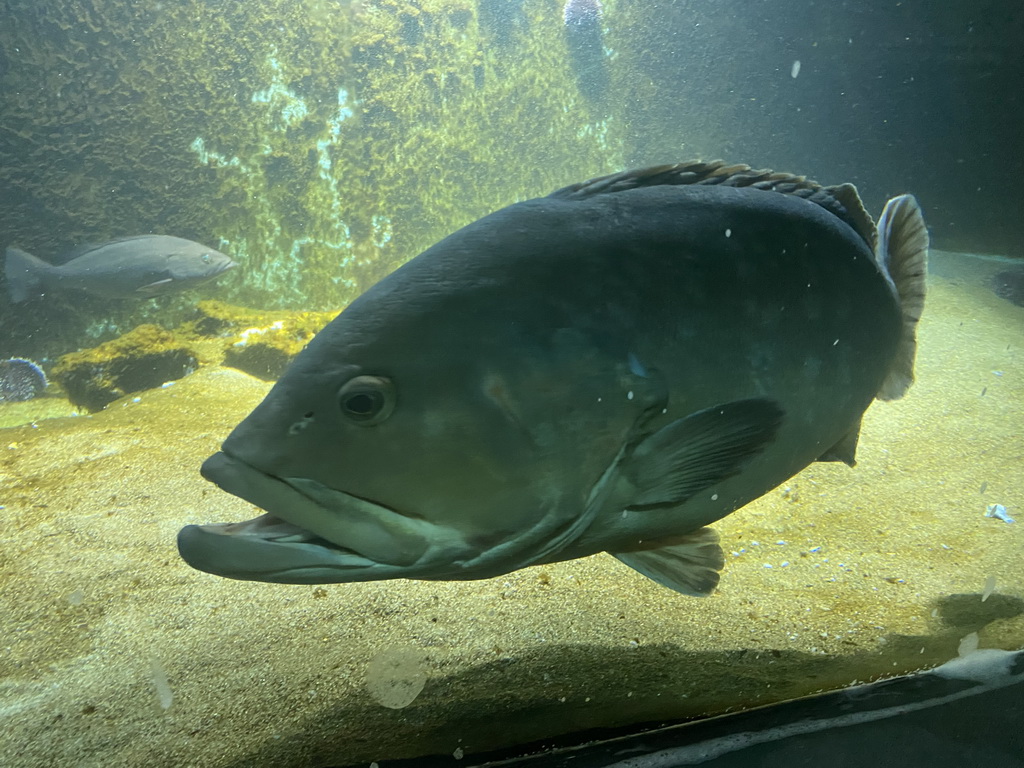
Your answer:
[50,325,199,412]
[186,300,340,379]
[1,0,623,361]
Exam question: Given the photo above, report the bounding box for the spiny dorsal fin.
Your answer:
[549,160,875,250]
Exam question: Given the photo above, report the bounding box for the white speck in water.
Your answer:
[725,228,732,237]
[453,747,465,760]
[711,493,718,501]
[982,575,996,602]
[791,60,801,78]
[627,391,634,400]
[365,646,427,709]
[958,632,979,657]
[150,657,174,710]
[985,504,1015,523]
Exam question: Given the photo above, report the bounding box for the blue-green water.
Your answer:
[0,1,1021,765]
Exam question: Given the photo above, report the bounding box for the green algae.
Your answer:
[185,300,340,379]
[0,0,622,361]
[50,324,199,411]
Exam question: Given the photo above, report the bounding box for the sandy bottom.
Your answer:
[0,251,1021,767]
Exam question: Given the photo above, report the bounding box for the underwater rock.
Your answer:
[989,266,1024,307]
[0,358,47,402]
[563,0,609,106]
[181,300,338,380]
[50,325,199,412]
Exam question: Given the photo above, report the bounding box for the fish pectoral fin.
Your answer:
[816,417,861,467]
[625,397,784,508]
[611,527,725,596]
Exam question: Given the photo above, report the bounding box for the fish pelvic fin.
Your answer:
[816,416,862,467]
[625,397,784,508]
[4,246,53,303]
[612,527,725,596]
[874,194,929,401]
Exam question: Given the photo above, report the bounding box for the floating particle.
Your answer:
[150,657,174,710]
[791,60,801,78]
[985,504,1015,524]
[957,632,979,657]
[982,575,996,602]
[365,646,427,709]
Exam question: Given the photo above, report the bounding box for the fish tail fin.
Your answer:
[874,194,928,401]
[5,246,52,303]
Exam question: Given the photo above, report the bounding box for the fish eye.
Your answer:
[202,252,212,263]
[337,375,395,425]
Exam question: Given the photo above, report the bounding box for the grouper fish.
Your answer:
[4,235,236,302]
[177,160,928,596]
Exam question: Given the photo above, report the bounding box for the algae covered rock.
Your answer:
[50,325,198,411]
[180,299,339,380]
[184,300,338,380]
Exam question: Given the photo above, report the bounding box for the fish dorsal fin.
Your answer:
[548,160,876,250]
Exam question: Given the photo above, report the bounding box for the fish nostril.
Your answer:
[288,412,315,436]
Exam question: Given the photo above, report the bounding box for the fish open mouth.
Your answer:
[177,451,465,584]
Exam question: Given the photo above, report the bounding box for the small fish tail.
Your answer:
[874,194,928,400]
[4,246,52,303]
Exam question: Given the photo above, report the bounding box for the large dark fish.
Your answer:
[4,235,236,302]
[177,160,928,595]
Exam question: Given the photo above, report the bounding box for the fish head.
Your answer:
[178,290,643,585]
[164,241,237,287]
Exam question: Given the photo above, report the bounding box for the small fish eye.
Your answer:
[337,375,395,425]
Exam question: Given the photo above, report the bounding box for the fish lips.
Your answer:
[179,451,458,583]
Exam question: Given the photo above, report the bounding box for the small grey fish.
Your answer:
[4,235,236,302]
[178,160,928,596]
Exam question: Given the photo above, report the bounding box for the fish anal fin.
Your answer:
[816,418,862,467]
[875,194,928,401]
[625,397,784,508]
[612,527,725,596]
